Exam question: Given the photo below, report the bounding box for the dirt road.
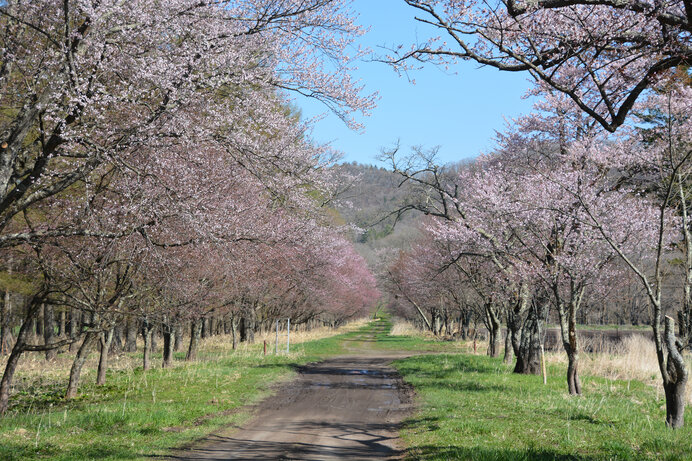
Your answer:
[169,335,413,460]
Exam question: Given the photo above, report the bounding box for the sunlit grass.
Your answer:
[393,352,692,460]
[0,318,367,460]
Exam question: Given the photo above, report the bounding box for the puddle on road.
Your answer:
[347,369,382,376]
[309,382,395,390]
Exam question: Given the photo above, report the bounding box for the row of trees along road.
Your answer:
[383,0,692,428]
[0,1,379,415]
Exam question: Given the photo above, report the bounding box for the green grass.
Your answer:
[358,314,469,353]
[0,327,358,460]
[392,353,692,460]
[4,315,681,460]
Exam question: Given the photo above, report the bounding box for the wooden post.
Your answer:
[263,340,267,356]
[286,318,290,354]
[275,320,279,355]
[540,344,547,385]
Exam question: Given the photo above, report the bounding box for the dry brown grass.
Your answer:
[545,334,692,403]
[202,318,371,357]
[388,319,435,338]
[0,317,370,395]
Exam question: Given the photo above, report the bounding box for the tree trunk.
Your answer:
[35,306,43,337]
[162,322,174,368]
[96,328,114,385]
[433,313,442,336]
[173,324,182,352]
[125,317,137,352]
[1,290,11,355]
[503,325,513,364]
[27,316,37,343]
[110,323,123,355]
[460,311,470,340]
[513,302,543,375]
[241,307,256,344]
[201,318,209,338]
[486,306,501,357]
[43,304,57,361]
[662,316,688,428]
[186,319,202,361]
[142,326,153,371]
[0,299,42,414]
[558,301,582,395]
[58,310,66,337]
[567,349,581,395]
[68,309,79,353]
[231,317,239,350]
[65,332,97,399]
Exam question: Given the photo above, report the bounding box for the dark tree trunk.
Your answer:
[1,290,12,355]
[125,317,137,352]
[459,311,470,340]
[173,324,182,352]
[66,332,97,399]
[513,303,543,375]
[240,307,256,344]
[141,318,154,371]
[142,327,153,371]
[223,318,232,335]
[27,316,37,343]
[58,310,66,337]
[68,309,79,353]
[110,323,123,355]
[201,318,209,339]
[43,304,57,361]
[567,350,581,395]
[0,299,42,414]
[486,307,501,357]
[35,306,43,337]
[664,361,686,428]
[186,319,202,361]
[96,328,114,385]
[162,322,174,368]
[558,303,582,395]
[662,316,688,428]
[503,325,513,364]
[239,317,246,342]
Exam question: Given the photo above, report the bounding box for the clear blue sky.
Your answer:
[295,0,536,167]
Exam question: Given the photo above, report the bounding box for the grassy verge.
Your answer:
[365,315,472,354]
[392,353,692,460]
[0,322,367,460]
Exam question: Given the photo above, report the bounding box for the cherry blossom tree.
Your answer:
[0,0,379,414]
[390,0,690,132]
[564,82,692,427]
[0,0,373,249]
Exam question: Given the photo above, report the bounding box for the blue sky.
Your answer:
[295,0,537,167]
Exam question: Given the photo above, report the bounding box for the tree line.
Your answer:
[0,1,378,415]
[384,0,691,429]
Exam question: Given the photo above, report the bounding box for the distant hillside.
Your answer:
[331,162,421,265]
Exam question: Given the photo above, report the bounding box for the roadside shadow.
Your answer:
[167,420,403,460]
[410,445,601,460]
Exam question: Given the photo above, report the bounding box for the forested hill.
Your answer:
[331,162,421,264]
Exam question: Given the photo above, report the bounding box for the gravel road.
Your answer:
[169,342,414,460]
